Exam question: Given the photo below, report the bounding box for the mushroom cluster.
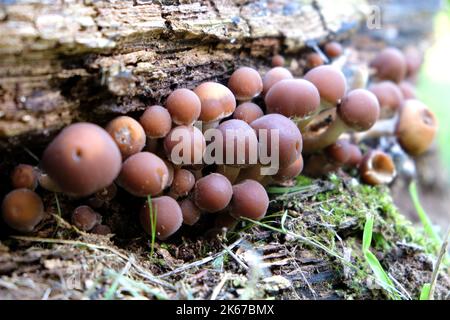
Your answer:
[1,41,437,241]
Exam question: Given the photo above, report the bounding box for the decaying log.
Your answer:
[0,0,368,149]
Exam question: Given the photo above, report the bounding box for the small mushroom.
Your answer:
[117,152,169,197]
[265,79,320,119]
[41,123,122,197]
[71,205,101,231]
[324,42,343,58]
[140,196,183,240]
[164,125,206,165]
[228,67,263,101]
[306,52,324,68]
[398,81,416,99]
[91,224,112,235]
[166,88,201,126]
[403,46,423,78]
[347,144,363,167]
[106,116,146,159]
[169,169,195,198]
[231,179,269,220]
[273,154,304,183]
[139,105,172,138]
[370,47,407,83]
[179,198,201,226]
[11,164,38,190]
[193,173,233,213]
[38,172,62,193]
[395,99,438,156]
[360,150,397,185]
[271,54,285,67]
[368,81,404,118]
[233,102,264,124]
[194,82,236,129]
[2,189,44,232]
[262,67,294,95]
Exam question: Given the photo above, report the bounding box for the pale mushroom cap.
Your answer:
[262,67,294,95]
[231,179,269,220]
[395,99,438,156]
[170,169,195,197]
[193,173,233,213]
[194,82,236,123]
[106,116,146,159]
[164,125,206,165]
[11,164,38,190]
[179,198,201,226]
[140,105,172,138]
[370,47,407,83]
[41,123,122,197]
[2,189,44,232]
[265,79,320,118]
[228,67,263,101]
[233,102,264,124]
[338,89,380,131]
[304,65,347,105]
[271,54,285,67]
[360,150,397,185]
[118,152,169,197]
[398,81,416,99]
[368,81,404,118]
[166,88,201,125]
[140,196,183,240]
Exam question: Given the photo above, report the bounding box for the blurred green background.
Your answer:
[417,4,450,176]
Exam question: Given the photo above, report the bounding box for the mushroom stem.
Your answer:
[352,117,397,143]
[302,115,348,154]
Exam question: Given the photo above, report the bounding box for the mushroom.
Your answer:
[106,116,146,159]
[194,82,236,129]
[368,81,404,118]
[228,67,263,101]
[166,88,201,126]
[398,81,416,99]
[233,102,264,124]
[325,139,352,165]
[231,179,269,220]
[169,169,195,199]
[37,172,62,193]
[193,173,233,213]
[139,105,172,138]
[2,189,44,232]
[41,123,122,197]
[117,152,169,197]
[324,41,343,58]
[11,164,38,190]
[250,114,303,168]
[306,52,324,68]
[140,196,183,240]
[347,144,363,168]
[303,89,380,153]
[272,153,304,183]
[395,99,438,156]
[403,46,423,78]
[71,205,101,231]
[360,150,397,185]
[179,198,201,226]
[164,125,206,166]
[91,224,112,235]
[271,54,285,67]
[370,47,407,83]
[265,79,320,119]
[262,67,294,95]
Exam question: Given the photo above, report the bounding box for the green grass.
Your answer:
[147,196,158,256]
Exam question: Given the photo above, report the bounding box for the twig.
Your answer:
[429,227,450,300]
[220,243,248,270]
[210,273,230,300]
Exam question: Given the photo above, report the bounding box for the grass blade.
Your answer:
[362,214,374,252]
[420,283,431,300]
[147,196,157,257]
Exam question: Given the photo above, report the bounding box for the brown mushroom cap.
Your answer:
[231,179,269,220]
[233,102,264,124]
[217,119,259,166]
[193,173,233,213]
[228,67,263,101]
[106,116,146,159]
[166,88,201,125]
[338,89,380,131]
[179,198,201,226]
[304,65,347,106]
[368,81,404,118]
[38,172,62,193]
[164,125,206,165]
[273,154,304,183]
[2,189,44,232]
[404,46,423,77]
[71,205,101,231]
[262,67,294,95]
[11,164,38,190]
[91,224,112,235]
[324,41,343,58]
[395,99,438,156]
[265,79,320,118]
[306,52,324,68]
[360,150,397,185]
[117,152,169,197]
[140,196,183,240]
[271,54,285,67]
[170,169,195,198]
[370,47,407,83]
[250,114,303,168]
[41,123,122,197]
[325,140,352,165]
[398,81,416,99]
[194,82,236,123]
[139,105,172,138]
[347,144,363,167]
